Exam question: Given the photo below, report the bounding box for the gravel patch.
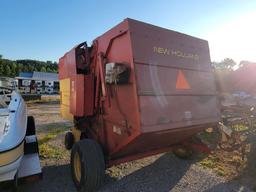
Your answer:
[1,103,253,192]
[18,152,252,192]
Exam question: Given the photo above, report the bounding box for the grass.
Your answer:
[39,143,66,159]
[37,123,70,134]
[200,158,215,169]
[38,123,70,159]
[26,98,60,105]
[198,131,216,144]
[26,95,60,104]
[197,128,248,178]
[232,124,249,132]
[199,157,230,177]
[38,129,64,145]
[199,152,246,177]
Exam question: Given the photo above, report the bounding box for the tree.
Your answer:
[0,54,2,59]
[9,62,17,76]
[46,61,53,65]
[4,65,11,76]
[0,63,4,75]
[41,66,47,72]
[0,57,58,76]
[212,58,237,71]
[23,65,29,72]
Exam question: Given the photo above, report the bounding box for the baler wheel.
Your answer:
[173,145,193,159]
[71,139,105,192]
[65,132,74,150]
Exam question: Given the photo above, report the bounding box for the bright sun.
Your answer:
[207,12,256,63]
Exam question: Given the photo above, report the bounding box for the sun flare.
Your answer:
[207,12,256,63]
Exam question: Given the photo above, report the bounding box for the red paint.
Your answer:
[70,75,84,116]
[59,18,220,166]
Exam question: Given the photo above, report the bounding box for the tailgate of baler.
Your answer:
[129,19,220,133]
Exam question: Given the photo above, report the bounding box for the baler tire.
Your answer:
[173,145,193,160]
[65,132,74,150]
[71,139,105,192]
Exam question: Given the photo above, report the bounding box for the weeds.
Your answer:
[37,123,70,134]
[39,143,66,159]
[38,123,70,159]
[26,97,60,105]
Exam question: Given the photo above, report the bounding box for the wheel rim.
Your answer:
[74,152,82,182]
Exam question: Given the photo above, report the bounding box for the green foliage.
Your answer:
[4,65,11,76]
[0,54,58,77]
[41,66,47,72]
[212,58,237,71]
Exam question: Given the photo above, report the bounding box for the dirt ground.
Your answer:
[1,102,256,192]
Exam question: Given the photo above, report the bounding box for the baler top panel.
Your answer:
[129,20,211,71]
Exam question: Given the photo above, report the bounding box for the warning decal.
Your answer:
[175,70,191,89]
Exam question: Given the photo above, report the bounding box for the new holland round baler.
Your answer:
[59,18,220,191]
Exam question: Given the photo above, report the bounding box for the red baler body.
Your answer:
[59,19,220,165]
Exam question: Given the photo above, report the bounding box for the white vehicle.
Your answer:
[0,77,42,190]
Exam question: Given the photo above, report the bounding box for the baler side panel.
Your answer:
[139,95,219,129]
[84,74,95,116]
[59,78,73,121]
[70,75,85,116]
[93,23,141,154]
[59,55,75,121]
[59,45,94,119]
[135,64,217,95]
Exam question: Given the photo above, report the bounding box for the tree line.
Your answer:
[0,54,244,78]
[212,58,237,71]
[0,54,58,77]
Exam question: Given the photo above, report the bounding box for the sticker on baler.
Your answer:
[113,125,122,135]
[176,70,191,89]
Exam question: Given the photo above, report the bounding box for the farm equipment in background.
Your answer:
[59,18,220,191]
[218,104,256,160]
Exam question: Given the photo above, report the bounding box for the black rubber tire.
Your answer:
[65,132,74,150]
[26,116,36,136]
[71,139,105,192]
[173,145,193,160]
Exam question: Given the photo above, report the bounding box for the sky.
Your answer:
[0,0,256,63]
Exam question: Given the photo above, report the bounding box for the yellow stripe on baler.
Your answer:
[60,78,73,121]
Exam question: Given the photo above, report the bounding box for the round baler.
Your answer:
[59,18,220,191]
